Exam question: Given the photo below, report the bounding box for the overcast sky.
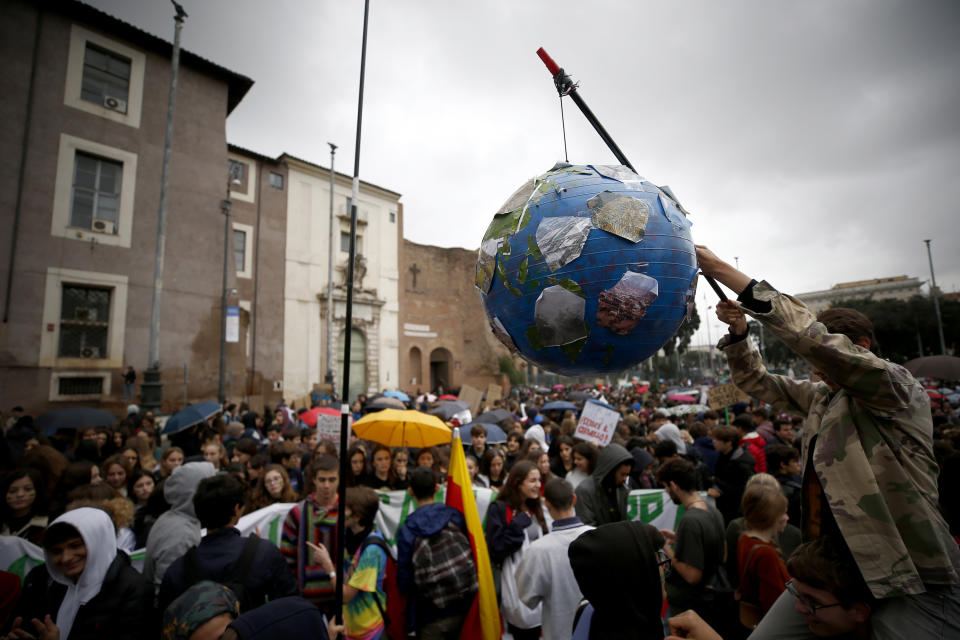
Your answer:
[86,0,960,348]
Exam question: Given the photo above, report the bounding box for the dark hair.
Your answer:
[282,427,300,441]
[127,468,155,500]
[496,460,546,532]
[751,407,768,419]
[732,414,754,433]
[787,538,874,607]
[688,421,708,439]
[1,468,46,523]
[247,453,268,471]
[543,478,574,511]
[234,438,258,457]
[268,441,297,465]
[415,446,439,471]
[308,453,339,478]
[572,442,599,474]
[248,464,298,510]
[479,448,506,483]
[773,416,792,432]
[42,521,83,549]
[409,466,438,500]
[507,430,524,444]
[817,308,878,354]
[469,424,488,438]
[656,458,697,492]
[193,474,245,529]
[703,410,719,421]
[766,444,800,475]
[712,425,741,445]
[654,439,679,459]
[345,486,380,529]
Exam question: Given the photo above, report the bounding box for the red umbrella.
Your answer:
[438,394,458,401]
[667,394,697,403]
[301,406,340,427]
[926,390,945,400]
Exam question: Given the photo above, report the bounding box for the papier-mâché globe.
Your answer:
[476,163,697,375]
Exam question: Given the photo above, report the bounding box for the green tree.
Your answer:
[663,304,701,356]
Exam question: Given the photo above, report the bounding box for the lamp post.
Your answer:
[218,165,242,404]
[924,239,947,355]
[325,143,337,387]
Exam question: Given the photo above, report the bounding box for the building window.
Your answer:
[340,232,363,253]
[81,43,130,110]
[234,229,247,272]
[71,152,122,233]
[269,172,284,189]
[58,376,104,396]
[389,212,396,223]
[228,159,245,184]
[58,285,111,359]
[226,155,255,203]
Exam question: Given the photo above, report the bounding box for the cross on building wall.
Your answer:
[409,263,421,289]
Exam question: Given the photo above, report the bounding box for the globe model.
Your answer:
[476,163,698,376]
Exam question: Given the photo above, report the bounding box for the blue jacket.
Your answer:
[396,502,469,627]
[693,435,719,474]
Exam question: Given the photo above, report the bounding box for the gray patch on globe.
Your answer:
[596,272,659,335]
[491,317,519,353]
[496,178,537,216]
[659,194,692,229]
[535,285,588,347]
[588,192,650,243]
[534,216,593,272]
[593,164,646,184]
[475,238,499,293]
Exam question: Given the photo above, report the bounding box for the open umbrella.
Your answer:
[566,391,591,402]
[162,400,222,435]
[474,408,512,423]
[461,422,508,445]
[904,355,960,382]
[542,401,577,412]
[37,407,117,436]
[352,409,452,448]
[300,406,340,427]
[429,400,470,420]
[383,390,410,402]
[667,394,697,404]
[438,394,458,401]
[365,395,406,411]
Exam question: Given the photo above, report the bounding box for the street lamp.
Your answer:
[218,164,242,404]
[924,239,947,355]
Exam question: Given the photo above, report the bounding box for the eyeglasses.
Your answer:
[785,580,844,614]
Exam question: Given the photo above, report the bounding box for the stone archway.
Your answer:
[429,347,452,394]
[409,347,422,386]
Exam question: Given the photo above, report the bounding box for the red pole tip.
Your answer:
[536,47,561,76]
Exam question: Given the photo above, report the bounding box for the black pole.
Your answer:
[335,0,371,622]
[535,47,727,302]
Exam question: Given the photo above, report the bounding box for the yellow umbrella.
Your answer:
[351,409,452,448]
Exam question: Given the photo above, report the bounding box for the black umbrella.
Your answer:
[428,400,470,420]
[365,395,406,411]
[904,355,960,382]
[474,409,512,424]
[567,391,591,402]
[37,407,117,436]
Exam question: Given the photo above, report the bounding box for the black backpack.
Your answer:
[182,534,261,612]
[411,520,478,609]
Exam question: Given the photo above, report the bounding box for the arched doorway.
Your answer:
[337,328,367,403]
[409,347,422,386]
[429,347,452,394]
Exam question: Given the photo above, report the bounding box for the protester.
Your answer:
[155,447,185,482]
[517,478,593,640]
[397,466,476,638]
[478,448,506,490]
[101,454,132,498]
[345,445,369,487]
[504,431,523,470]
[574,443,633,526]
[736,480,791,630]
[161,580,240,640]
[361,444,393,490]
[128,469,156,509]
[765,444,802,526]
[202,441,229,471]
[467,424,488,461]
[732,414,767,473]
[548,434,575,479]
[11,507,154,640]
[565,442,597,491]
[708,425,754,525]
[390,447,410,490]
[0,468,48,545]
[247,464,298,511]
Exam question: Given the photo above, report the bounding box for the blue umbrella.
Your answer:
[461,422,508,444]
[383,390,410,402]
[162,400,222,435]
[37,407,117,435]
[542,400,577,412]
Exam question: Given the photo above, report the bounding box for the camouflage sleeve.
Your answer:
[740,281,912,413]
[720,332,822,414]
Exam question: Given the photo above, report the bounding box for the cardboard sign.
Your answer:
[315,413,343,453]
[707,383,751,409]
[485,383,502,405]
[458,384,484,416]
[575,399,620,447]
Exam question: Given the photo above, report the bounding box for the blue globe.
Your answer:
[476,163,698,376]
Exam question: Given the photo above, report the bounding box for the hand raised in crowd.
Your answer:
[306,541,336,575]
[716,300,748,336]
[666,609,723,640]
[4,615,60,640]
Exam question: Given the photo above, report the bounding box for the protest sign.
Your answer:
[315,413,343,453]
[574,399,620,447]
[485,383,502,405]
[707,382,751,409]
[459,384,484,416]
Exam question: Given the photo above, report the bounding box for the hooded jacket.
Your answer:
[17,507,154,640]
[569,521,664,640]
[143,461,217,592]
[574,444,633,526]
[396,502,470,626]
[524,424,547,450]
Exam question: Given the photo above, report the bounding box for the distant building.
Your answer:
[795,276,923,313]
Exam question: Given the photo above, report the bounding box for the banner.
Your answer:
[575,399,620,446]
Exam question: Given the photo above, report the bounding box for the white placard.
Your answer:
[574,399,620,447]
[225,305,240,343]
[315,413,345,453]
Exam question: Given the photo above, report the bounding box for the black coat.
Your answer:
[713,446,755,525]
[16,551,155,640]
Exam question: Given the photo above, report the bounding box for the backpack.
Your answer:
[358,535,408,640]
[411,520,478,610]
[182,534,261,612]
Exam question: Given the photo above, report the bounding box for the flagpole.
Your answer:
[335,0,371,622]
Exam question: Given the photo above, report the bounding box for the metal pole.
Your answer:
[336,0,371,622]
[183,363,187,407]
[218,178,233,404]
[144,4,186,412]
[705,299,714,372]
[326,143,338,386]
[924,239,947,355]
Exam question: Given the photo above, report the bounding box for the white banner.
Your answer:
[575,400,621,447]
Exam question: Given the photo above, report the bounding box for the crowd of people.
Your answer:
[1,246,959,639]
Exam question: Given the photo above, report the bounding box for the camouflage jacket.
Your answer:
[719,281,960,599]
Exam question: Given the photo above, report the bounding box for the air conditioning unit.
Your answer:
[103,95,127,113]
[80,346,101,359]
[74,307,96,321]
[91,219,116,234]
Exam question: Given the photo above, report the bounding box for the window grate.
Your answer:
[58,285,111,358]
[58,376,104,396]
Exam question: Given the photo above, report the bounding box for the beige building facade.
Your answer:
[796,275,924,313]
